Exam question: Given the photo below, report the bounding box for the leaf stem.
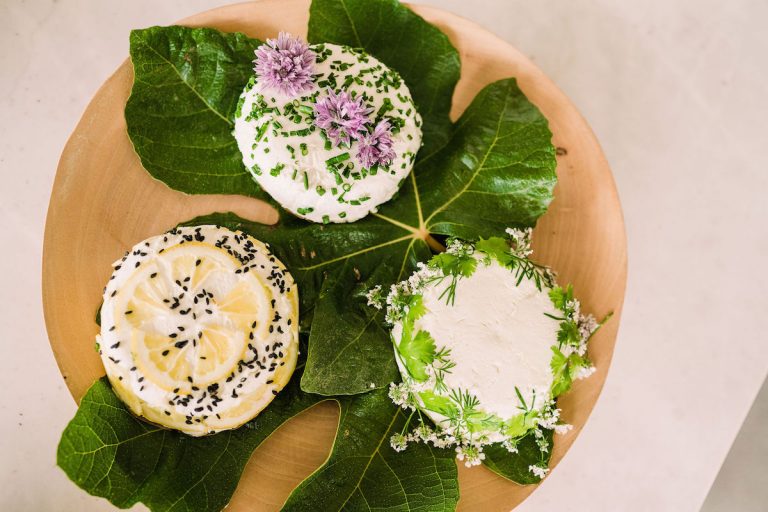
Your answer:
[424,234,445,252]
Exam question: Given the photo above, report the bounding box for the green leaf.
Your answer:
[59,375,460,511]
[419,390,459,417]
[417,78,557,240]
[57,375,322,511]
[307,0,460,155]
[300,261,400,395]
[126,26,267,198]
[482,429,554,484]
[504,412,538,439]
[283,388,459,511]
[550,346,572,397]
[476,237,514,266]
[430,251,478,278]
[557,320,580,346]
[548,284,573,311]
[399,330,437,382]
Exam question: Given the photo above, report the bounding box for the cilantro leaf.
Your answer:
[399,329,438,382]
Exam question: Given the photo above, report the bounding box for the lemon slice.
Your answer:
[97,225,299,436]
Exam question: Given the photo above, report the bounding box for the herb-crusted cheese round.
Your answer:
[398,258,560,422]
[97,225,299,436]
[375,230,600,468]
[234,42,422,223]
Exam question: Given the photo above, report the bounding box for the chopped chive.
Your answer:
[326,153,350,166]
[288,128,311,136]
[270,163,285,176]
[255,123,269,142]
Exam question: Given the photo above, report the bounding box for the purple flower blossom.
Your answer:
[356,120,396,168]
[253,32,315,96]
[314,89,373,147]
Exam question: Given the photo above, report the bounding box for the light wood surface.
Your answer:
[42,1,627,510]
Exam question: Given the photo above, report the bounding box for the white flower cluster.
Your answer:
[536,403,573,436]
[456,444,486,467]
[529,464,550,479]
[365,285,384,309]
[368,263,445,324]
[560,297,600,360]
[574,365,596,380]
[505,227,534,257]
[445,238,475,257]
[388,379,571,473]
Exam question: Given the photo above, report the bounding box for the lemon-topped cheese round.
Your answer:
[97,225,298,436]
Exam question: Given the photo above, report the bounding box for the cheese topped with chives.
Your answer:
[234,35,422,223]
[97,225,299,436]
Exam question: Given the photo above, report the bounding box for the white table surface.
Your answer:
[1,0,766,510]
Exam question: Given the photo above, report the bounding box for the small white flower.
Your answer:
[578,313,599,342]
[412,423,434,442]
[502,438,519,454]
[505,227,534,257]
[574,365,596,380]
[390,433,408,452]
[536,406,561,430]
[407,262,442,292]
[365,285,384,309]
[554,423,573,435]
[388,382,411,408]
[529,464,550,479]
[445,238,474,257]
[566,299,581,321]
[456,444,485,467]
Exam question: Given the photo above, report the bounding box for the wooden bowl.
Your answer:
[42,0,627,509]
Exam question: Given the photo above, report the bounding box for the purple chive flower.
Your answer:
[356,120,396,168]
[253,32,315,96]
[314,89,373,147]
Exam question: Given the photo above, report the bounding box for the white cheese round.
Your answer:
[413,260,559,420]
[234,43,422,223]
[97,225,299,436]
[389,243,563,444]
